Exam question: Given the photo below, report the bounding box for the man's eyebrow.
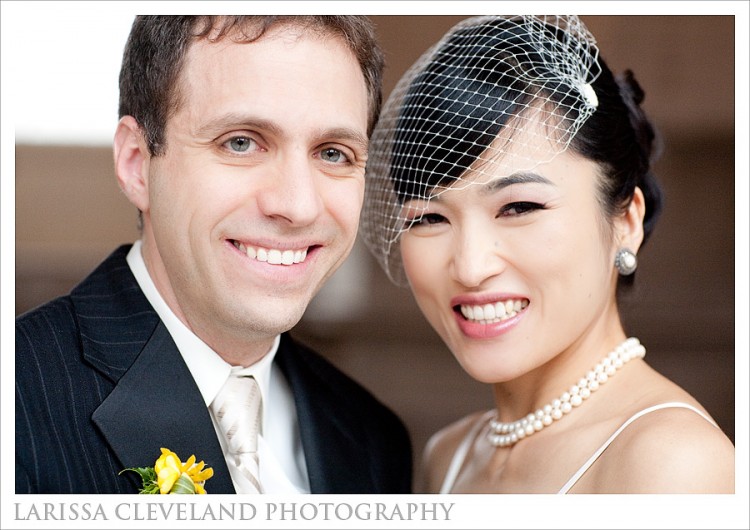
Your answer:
[195,114,284,138]
[317,127,369,153]
[479,171,555,195]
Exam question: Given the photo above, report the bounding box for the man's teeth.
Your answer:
[460,299,529,324]
[233,241,307,265]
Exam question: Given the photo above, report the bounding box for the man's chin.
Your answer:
[239,306,308,337]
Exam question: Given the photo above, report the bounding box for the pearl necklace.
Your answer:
[487,337,646,448]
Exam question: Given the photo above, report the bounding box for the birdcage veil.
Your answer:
[360,15,601,286]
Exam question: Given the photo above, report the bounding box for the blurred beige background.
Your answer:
[15,16,736,484]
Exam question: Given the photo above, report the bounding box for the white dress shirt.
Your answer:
[127,241,310,493]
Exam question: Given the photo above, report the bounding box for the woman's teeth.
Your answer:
[459,299,529,324]
[232,240,307,265]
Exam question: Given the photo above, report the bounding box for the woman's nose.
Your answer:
[450,230,507,288]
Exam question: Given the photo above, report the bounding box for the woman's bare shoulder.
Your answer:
[419,410,492,493]
[592,403,735,493]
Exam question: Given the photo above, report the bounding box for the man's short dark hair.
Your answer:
[119,15,385,156]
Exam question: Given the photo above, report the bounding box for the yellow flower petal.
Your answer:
[191,467,214,482]
[157,467,180,494]
[182,454,196,473]
[155,449,180,474]
[187,460,207,479]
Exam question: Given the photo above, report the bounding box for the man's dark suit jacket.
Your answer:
[16,245,412,494]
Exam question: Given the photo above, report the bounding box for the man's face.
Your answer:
[138,26,369,361]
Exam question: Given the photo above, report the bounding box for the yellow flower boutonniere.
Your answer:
[121,448,214,494]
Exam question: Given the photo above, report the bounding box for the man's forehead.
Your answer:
[166,24,369,143]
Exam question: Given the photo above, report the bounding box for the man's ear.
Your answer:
[616,186,646,253]
[113,116,150,212]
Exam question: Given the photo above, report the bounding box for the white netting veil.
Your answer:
[360,15,601,286]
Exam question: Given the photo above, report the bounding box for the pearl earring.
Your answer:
[614,248,637,276]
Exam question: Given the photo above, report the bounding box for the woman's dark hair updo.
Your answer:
[572,62,664,288]
[387,17,664,286]
[574,64,664,249]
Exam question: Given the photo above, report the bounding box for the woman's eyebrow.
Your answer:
[479,171,555,195]
[407,170,555,205]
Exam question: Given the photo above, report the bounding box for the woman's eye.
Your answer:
[499,201,545,217]
[224,136,258,153]
[406,213,446,228]
[320,148,349,164]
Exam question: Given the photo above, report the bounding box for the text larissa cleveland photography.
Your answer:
[14,501,456,522]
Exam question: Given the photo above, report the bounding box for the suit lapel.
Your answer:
[91,322,235,494]
[275,335,373,493]
[72,246,233,493]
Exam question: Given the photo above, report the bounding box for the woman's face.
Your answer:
[398,126,622,384]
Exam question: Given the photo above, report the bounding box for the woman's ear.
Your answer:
[616,186,646,253]
[113,116,150,213]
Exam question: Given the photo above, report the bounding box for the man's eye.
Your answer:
[224,136,257,153]
[320,148,348,164]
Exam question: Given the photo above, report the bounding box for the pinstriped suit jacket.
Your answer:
[16,245,412,494]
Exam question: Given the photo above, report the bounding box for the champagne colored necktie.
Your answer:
[211,371,263,493]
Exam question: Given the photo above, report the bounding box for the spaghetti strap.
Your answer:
[439,410,495,494]
[557,401,718,494]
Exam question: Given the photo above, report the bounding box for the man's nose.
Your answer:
[256,151,324,226]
